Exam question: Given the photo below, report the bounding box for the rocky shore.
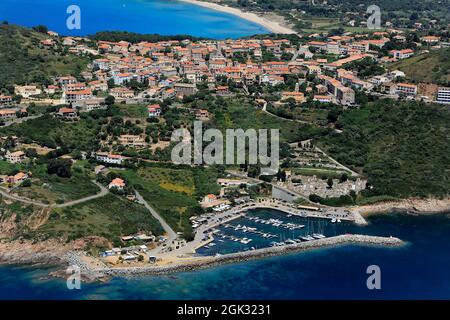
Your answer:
[0,240,68,267]
[351,197,450,217]
[76,234,404,279]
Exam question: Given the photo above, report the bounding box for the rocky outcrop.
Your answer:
[352,197,450,217]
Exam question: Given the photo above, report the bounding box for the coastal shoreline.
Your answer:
[1,234,405,281]
[178,0,296,34]
[75,234,405,279]
[350,197,450,218]
[2,197,448,280]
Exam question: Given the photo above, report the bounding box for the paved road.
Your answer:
[135,190,177,243]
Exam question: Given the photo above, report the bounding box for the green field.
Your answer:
[34,194,164,246]
[13,163,99,204]
[0,160,21,175]
[118,104,148,119]
[113,164,220,239]
[214,99,323,143]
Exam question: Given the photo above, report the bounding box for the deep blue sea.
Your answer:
[0,0,269,38]
[1,211,450,300]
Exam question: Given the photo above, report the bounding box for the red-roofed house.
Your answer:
[389,49,414,60]
[57,107,77,120]
[7,172,28,184]
[5,151,26,164]
[64,89,92,104]
[396,83,417,96]
[0,95,12,106]
[147,104,161,117]
[109,178,126,190]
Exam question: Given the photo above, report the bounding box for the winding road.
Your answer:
[135,190,178,245]
[56,181,109,208]
[0,181,109,208]
[260,101,311,125]
[0,187,48,206]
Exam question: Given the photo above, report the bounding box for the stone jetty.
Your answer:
[79,234,404,279]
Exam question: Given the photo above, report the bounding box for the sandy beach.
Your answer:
[178,0,296,34]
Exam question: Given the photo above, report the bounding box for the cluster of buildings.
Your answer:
[379,80,450,103]
[1,29,448,132]
[83,36,382,107]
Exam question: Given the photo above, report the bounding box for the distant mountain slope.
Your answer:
[0,23,89,89]
[390,48,450,86]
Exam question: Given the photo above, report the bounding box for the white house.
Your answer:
[96,152,126,165]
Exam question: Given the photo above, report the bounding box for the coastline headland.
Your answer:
[350,197,450,218]
[71,234,404,279]
[178,0,296,34]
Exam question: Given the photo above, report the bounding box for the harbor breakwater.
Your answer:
[81,234,405,278]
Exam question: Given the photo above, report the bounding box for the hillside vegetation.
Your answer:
[1,114,101,151]
[0,23,90,89]
[318,100,450,199]
[32,194,165,246]
[390,48,450,86]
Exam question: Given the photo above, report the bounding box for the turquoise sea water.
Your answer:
[0,0,269,38]
[1,211,450,300]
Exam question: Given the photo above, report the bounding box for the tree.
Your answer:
[71,150,82,160]
[21,179,32,188]
[105,95,115,106]
[33,25,48,34]
[107,79,115,89]
[25,148,38,158]
[327,109,340,123]
[47,158,72,178]
[327,178,334,188]
[339,173,348,183]
[309,194,322,203]
[276,169,287,182]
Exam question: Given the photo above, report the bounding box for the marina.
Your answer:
[196,207,351,256]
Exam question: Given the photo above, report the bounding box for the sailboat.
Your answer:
[313,220,326,238]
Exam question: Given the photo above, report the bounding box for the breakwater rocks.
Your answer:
[90,234,405,278]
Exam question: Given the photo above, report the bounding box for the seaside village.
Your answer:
[0,28,445,266]
[1,29,449,117]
